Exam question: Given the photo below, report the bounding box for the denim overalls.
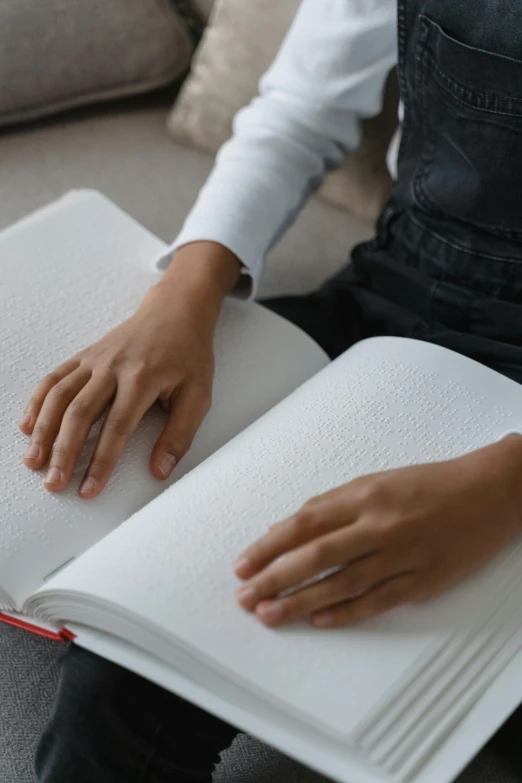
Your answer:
[267,0,522,384]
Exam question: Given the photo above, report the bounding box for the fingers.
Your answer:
[234,490,362,581]
[150,382,212,480]
[23,367,92,471]
[236,524,380,613]
[311,573,415,628]
[253,561,415,627]
[42,373,117,492]
[77,378,159,498]
[19,359,80,434]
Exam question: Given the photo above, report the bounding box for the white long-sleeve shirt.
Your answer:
[158,0,398,296]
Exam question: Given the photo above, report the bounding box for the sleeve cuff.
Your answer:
[154,229,263,301]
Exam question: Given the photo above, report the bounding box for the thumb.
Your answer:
[150,383,212,480]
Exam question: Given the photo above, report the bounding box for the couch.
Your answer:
[1,5,522,783]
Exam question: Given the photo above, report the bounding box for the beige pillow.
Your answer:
[192,0,215,21]
[0,0,193,129]
[168,0,399,223]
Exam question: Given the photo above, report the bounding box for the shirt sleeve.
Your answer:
[157,0,398,297]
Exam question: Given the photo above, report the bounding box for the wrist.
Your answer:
[142,242,243,325]
[158,242,242,299]
[477,434,522,534]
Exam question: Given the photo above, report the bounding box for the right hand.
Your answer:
[19,243,242,499]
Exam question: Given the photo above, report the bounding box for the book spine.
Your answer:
[0,612,76,643]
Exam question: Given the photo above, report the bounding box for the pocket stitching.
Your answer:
[425,49,522,118]
[413,23,522,239]
[413,35,443,217]
[408,211,522,266]
[418,16,522,116]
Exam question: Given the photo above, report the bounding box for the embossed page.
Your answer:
[33,337,522,740]
[0,191,328,609]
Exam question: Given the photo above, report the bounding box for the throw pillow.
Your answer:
[192,0,215,21]
[0,0,194,128]
[168,0,399,223]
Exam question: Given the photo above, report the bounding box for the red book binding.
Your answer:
[0,612,76,642]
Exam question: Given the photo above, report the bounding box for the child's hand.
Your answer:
[235,435,522,628]
[19,243,241,499]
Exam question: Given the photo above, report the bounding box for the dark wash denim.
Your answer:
[36,1,522,781]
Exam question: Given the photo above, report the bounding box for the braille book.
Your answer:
[2,191,522,783]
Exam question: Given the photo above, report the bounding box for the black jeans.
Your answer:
[35,644,239,782]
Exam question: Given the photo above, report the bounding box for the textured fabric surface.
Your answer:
[0,0,193,128]
[1,102,518,783]
[168,0,300,150]
[0,626,62,783]
[167,0,399,222]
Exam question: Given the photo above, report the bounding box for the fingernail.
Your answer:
[159,453,176,478]
[45,467,62,485]
[25,444,40,461]
[237,585,258,610]
[19,413,32,428]
[313,612,335,628]
[258,602,284,625]
[79,476,97,496]
[234,556,253,579]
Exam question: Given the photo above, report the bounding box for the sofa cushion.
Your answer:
[167,0,399,223]
[0,100,373,299]
[0,0,194,128]
[192,0,215,21]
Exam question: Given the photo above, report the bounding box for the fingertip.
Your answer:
[44,466,67,492]
[43,481,65,494]
[256,601,284,627]
[24,443,45,470]
[236,584,258,611]
[311,612,335,628]
[234,556,255,579]
[23,457,41,471]
[79,476,98,498]
[150,448,178,480]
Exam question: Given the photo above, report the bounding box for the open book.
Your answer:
[3,191,522,783]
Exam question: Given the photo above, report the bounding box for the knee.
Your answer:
[35,646,149,782]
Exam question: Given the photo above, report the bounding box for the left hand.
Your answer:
[234,435,522,629]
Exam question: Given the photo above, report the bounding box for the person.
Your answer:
[25,0,522,780]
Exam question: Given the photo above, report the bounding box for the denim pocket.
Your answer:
[414,16,522,239]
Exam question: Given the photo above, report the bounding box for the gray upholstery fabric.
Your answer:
[0,0,193,128]
[0,626,61,783]
[1,100,520,782]
[0,99,373,298]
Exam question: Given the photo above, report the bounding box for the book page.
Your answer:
[31,337,522,745]
[0,191,328,609]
